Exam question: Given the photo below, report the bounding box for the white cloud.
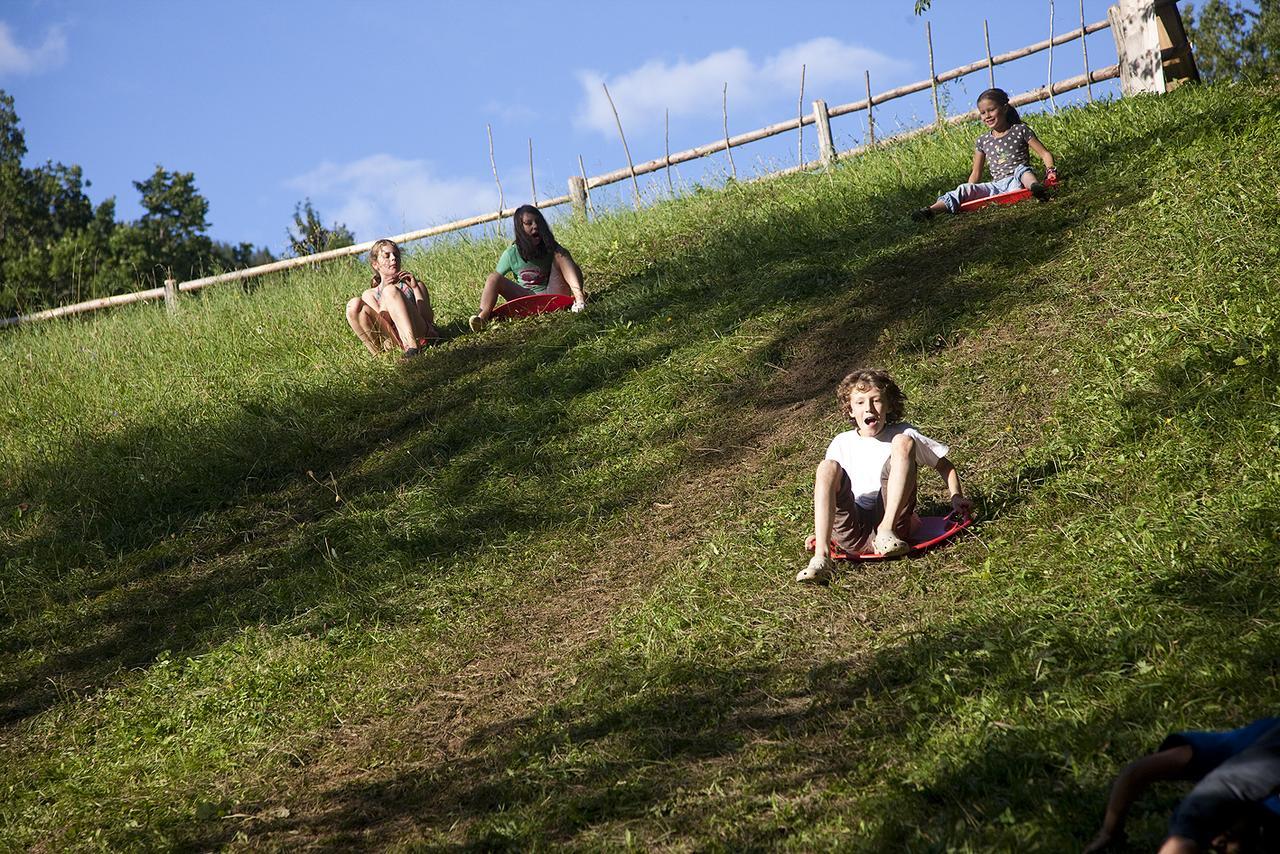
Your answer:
[575,37,908,136]
[483,99,538,124]
[0,21,67,76]
[285,154,498,242]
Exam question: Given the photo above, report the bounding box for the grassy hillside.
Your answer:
[1,81,1277,851]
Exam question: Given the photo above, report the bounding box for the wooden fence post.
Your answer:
[163,277,179,315]
[927,21,943,127]
[813,99,836,168]
[568,175,588,220]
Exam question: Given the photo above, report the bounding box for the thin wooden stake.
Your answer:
[797,64,806,166]
[601,82,641,207]
[528,137,537,204]
[865,69,875,146]
[927,21,943,127]
[984,19,996,88]
[1080,0,1094,101]
[486,124,505,223]
[577,155,595,215]
[722,82,737,180]
[1047,0,1058,111]
[665,109,675,195]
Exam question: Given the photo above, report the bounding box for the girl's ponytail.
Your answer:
[977,87,1021,124]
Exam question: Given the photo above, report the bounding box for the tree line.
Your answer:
[0,90,354,316]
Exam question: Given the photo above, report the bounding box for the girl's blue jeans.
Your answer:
[938,165,1032,213]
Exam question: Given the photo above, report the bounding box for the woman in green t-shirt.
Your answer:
[469,205,587,331]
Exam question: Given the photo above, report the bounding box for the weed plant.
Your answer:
[1,82,1278,851]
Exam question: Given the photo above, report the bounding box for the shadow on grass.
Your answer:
[203,601,1279,852]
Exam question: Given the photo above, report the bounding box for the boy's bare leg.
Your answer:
[797,460,843,583]
[812,459,842,558]
[346,297,381,356]
[875,433,917,544]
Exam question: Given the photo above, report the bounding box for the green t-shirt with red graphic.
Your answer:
[496,244,553,293]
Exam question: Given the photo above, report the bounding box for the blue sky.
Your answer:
[1,1,1125,254]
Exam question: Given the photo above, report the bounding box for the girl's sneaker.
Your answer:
[1030,181,1050,202]
[911,207,936,222]
[796,554,834,584]
[469,315,487,332]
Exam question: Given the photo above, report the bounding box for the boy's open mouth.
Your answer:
[863,415,879,427]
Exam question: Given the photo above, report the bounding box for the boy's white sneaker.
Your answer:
[796,554,834,584]
[872,530,910,558]
[469,314,487,332]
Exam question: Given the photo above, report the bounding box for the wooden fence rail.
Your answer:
[2,12,1121,329]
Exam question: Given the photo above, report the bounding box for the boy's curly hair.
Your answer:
[837,369,907,424]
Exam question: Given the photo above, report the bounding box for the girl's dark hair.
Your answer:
[837,369,907,424]
[977,87,1021,125]
[513,204,559,260]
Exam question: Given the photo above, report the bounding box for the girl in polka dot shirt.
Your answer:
[912,88,1057,220]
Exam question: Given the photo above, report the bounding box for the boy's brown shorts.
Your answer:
[832,466,918,554]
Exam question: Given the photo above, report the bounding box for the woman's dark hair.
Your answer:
[977,87,1021,125]
[512,204,559,260]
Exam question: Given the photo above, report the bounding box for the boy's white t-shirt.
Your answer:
[824,422,950,508]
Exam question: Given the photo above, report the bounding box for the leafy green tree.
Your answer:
[212,240,275,271]
[1185,0,1279,80]
[286,199,354,257]
[129,165,215,282]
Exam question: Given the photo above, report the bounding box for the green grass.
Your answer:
[1,81,1278,851]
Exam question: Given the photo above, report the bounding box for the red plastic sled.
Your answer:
[959,173,1058,212]
[805,513,973,561]
[491,293,575,320]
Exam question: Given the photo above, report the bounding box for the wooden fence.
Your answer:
[1,2,1179,328]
